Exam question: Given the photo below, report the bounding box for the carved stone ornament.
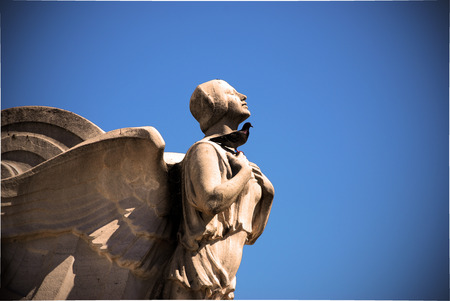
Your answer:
[1,80,274,300]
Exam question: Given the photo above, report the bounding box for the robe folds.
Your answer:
[165,140,272,299]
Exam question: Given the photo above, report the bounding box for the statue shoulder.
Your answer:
[185,139,234,168]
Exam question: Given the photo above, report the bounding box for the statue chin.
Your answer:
[243,110,251,121]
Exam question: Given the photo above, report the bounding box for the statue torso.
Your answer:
[165,139,262,299]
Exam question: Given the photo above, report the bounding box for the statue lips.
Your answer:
[209,122,253,154]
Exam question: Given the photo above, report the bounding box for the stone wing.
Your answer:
[1,106,105,178]
[1,107,182,299]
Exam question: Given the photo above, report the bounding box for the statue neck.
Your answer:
[204,119,239,137]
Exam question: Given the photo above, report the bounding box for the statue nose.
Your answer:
[239,93,247,101]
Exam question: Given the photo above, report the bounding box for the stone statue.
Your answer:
[1,80,274,300]
[163,80,274,299]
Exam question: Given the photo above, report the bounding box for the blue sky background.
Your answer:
[1,0,448,299]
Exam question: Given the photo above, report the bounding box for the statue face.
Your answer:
[220,82,250,122]
[190,80,251,133]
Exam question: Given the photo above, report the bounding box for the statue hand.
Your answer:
[226,152,251,175]
[249,162,275,198]
[249,162,262,177]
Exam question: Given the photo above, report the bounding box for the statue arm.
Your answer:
[187,143,252,215]
[247,162,275,245]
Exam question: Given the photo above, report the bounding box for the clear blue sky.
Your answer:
[1,0,448,299]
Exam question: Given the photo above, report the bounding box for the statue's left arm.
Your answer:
[247,162,275,245]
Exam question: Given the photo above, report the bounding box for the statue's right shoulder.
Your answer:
[186,138,225,158]
[182,139,230,173]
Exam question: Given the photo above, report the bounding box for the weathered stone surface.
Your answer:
[1,233,151,299]
[163,80,274,299]
[1,106,104,178]
[1,125,176,299]
[1,80,274,300]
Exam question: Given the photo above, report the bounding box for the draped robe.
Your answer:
[164,139,272,299]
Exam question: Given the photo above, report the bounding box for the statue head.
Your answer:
[190,79,250,134]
